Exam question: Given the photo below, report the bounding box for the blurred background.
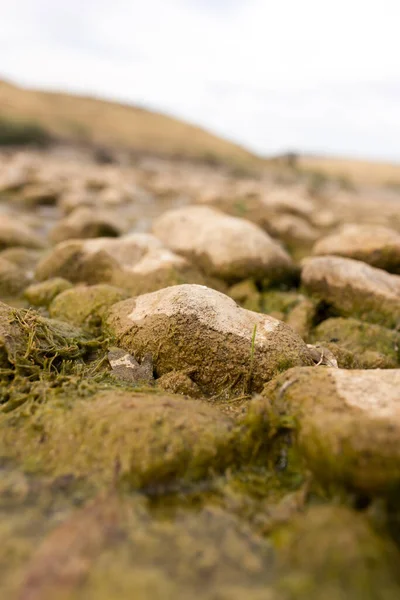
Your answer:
[1,0,399,162]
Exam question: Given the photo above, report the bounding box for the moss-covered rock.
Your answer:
[49,284,127,331]
[35,241,121,285]
[105,284,314,397]
[35,237,213,296]
[157,370,203,398]
[0,301,99,410]
[274,505,400,600]
[0,257,30,299]
[8,492,276,600]
[321,342,359,369]
[285,297,317,341]
[302,256,400,328]
[256,367,400,493]
[312,317,400,368]
[0,391,245,488]
[229,279,262,312]
[24,278,73,307]
[261,291,317,340]
[0,215,45,251]
[262,291,303,318]
[0,247,43,271]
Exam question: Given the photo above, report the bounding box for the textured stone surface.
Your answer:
[105,284,313,396]
[259,367,400,492]
[153,205,295,282]
[302,255,400,327]
[313,223,400,273]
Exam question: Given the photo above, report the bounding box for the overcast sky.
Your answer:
[1,0,400,160]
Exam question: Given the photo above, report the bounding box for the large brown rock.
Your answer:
[301,255,400,328]
[105,284,314,397]
[153,206,295,282]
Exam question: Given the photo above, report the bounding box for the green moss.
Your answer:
[261,290,302,318]
[49,284,128,331]
[0,391,241,488]
[24,278,73,307]
[312,317,400,368]
[257,368,400,494]
[274,505,400,600]
[228,279,262,312]
[0,301,105,411]
[0,257,29,299]
[0,248,43,271]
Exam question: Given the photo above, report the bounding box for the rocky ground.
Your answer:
[1,145,400,599]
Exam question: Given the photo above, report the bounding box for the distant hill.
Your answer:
[0,79,258,168]
[1,79,399,186]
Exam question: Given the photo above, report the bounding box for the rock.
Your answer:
[261,290,317,338]
[285,297,317,341]
[268,213,319,256]
[50,206,125,243]
[49,284,127,330]
[83,234,207,294]
[301,256,400,328]
[229,279,262,312]
[153,206,295,283]
[82,233,164,268]
[19,183,60,207]
[257,367,400,492]
[157,370,203,398]
[0,391,241,488]
[35,236,210,295]
[0,257,30,298]
[0,215,45,250]
[35,241,121,285]
[105,284,314,397]
[0,162,35,194]
[0,247,43,272]
[24,278,73,307]
[0,301,92,376]
[275,505,400,599]
[321,342,359,369]
[306,344,339,368]
[107,347,154,384]
[312,317,400,369]
[15,494,276,600]
[313,224,400,273]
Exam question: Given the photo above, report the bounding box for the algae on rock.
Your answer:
[105,284,314,398]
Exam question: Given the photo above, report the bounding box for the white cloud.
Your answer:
[1,0,400,160]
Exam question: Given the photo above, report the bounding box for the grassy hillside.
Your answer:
[298,155,400,188]
[0,79,258,168]
[1,79,399,186]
